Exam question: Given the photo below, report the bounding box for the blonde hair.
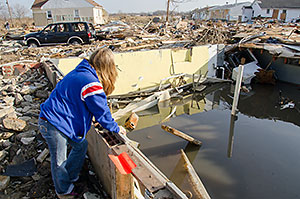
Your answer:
[89,48,117,96]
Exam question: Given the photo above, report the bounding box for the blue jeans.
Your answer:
[38,118,88,195]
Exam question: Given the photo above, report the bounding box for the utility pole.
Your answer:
[166,0,170,24]
[5,0,13,24]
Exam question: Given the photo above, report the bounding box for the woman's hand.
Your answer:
[119,126,127,135]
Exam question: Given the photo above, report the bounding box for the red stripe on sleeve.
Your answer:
[82,85,103,97]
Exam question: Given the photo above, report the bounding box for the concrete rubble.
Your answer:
[0,64,106,198]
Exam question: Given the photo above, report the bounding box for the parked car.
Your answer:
[24,22,96,47]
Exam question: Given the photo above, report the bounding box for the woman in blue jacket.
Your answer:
[38,48,125,198]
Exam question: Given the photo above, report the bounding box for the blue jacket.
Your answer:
[40,59,119,142]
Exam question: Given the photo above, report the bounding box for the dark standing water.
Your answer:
[127,82,300,199]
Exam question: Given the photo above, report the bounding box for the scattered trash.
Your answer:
[83,192,102,199]
[278,91,296,110]
[36,148,49,163]
[280,102,295,110]
[0,175,10,191]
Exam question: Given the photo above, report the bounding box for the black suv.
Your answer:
[24,22,95,47]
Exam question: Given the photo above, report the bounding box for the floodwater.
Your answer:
[127,82,300,199]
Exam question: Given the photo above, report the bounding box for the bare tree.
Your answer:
[12,4,28,21]
[166,0,191,23]
[0,2,9,20]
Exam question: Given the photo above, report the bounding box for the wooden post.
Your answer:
[181,149,211,199]
[231,58,245,116]
[161,125,202,146]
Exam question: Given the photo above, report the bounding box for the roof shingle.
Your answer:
[31,0,48,9]
[257,0,300,9]
[31,0,102,9]
[85,0,102,7]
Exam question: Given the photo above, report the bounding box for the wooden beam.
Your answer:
[180,149,211,199]
[161,125,202,146]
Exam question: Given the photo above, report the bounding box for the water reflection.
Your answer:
[170,142,201,187]
[128,81,300,199]
[221,83,300,127]
[227,115,237,158]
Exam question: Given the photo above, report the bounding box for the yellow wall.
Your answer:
[55,46,210,95]
[117,100,206,131]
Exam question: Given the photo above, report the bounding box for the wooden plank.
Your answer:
[114,144,189,198]
[280,12,286,21]
[161,125,202,146]
[113,145,166,193]
[170,143,201,188]
[272,9,279,19]
[180,149,211,199]
[115,169,134,199]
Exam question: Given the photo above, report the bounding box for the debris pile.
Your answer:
[1,16,299,67]
[0,63,107,198]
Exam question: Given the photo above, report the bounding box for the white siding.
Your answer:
[93,7,104,24]
[229,2,251,21]
[286,9,300,22]
[261,8,273,18]
[242,7,252,22]
[260,8,300,22]
[251,2,263,17]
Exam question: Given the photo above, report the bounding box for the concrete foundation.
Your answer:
[42,45,218,198]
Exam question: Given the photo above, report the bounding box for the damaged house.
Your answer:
[191,7,212,21]
[242,0,300,22]
[31,0,108,27]
[208,2,251,21]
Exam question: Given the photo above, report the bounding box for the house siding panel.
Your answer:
[32,11,48,27]
[285,9,300,22]
[93,8,104,24]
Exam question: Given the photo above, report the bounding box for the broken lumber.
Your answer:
[161,125,202,146]
[180,149,211,199]
[124,112,139,131]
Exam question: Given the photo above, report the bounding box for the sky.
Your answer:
[12,0,243,14]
